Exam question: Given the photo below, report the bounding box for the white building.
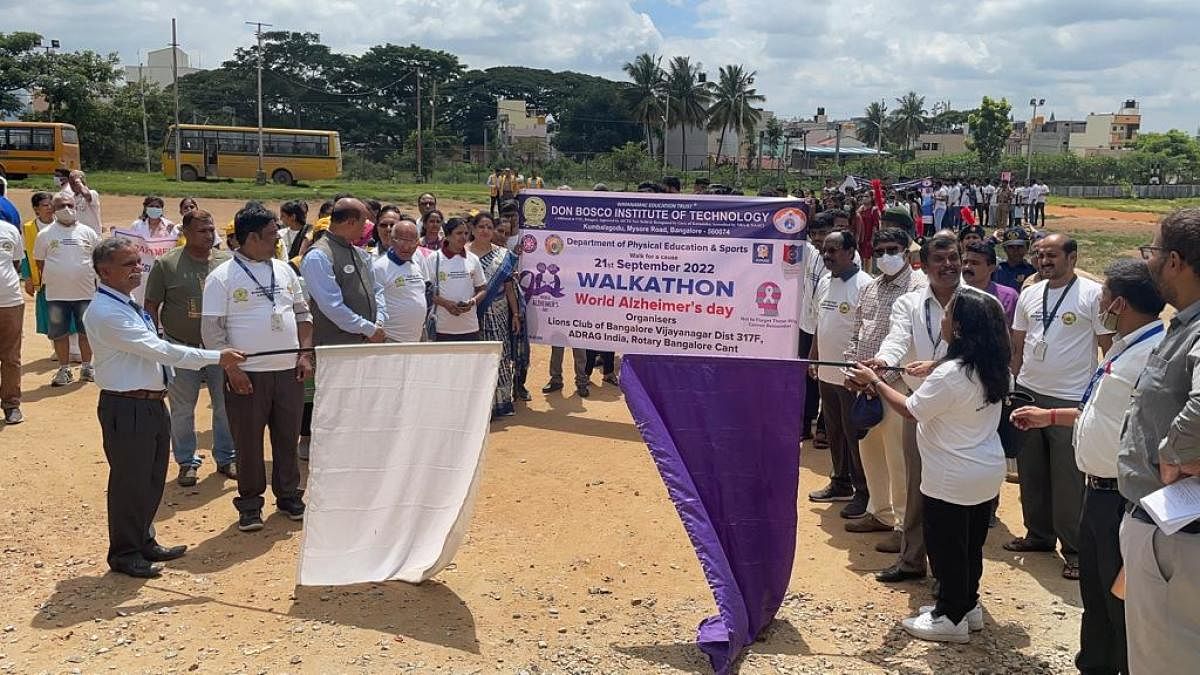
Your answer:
[1068,100,1142,156]
[123,47,202,89]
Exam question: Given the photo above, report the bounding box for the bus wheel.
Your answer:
[180,165,199,182]
[271,169,294,185]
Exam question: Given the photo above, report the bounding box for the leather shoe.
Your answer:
[875,564,926,583]
[111,560,163,579]
[875,531,902,553]
[143,544,187,562]
[541,382,563,394]
[845,514,893,533]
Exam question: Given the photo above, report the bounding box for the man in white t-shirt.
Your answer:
[57,170,103,233]
[202,203,313,534]
[946,180,963,229]
[1032,179,1050,228]
[1005,233,1114,579]
[932,181,949,230]
[807,230,874,512]
[33,193,99,386]
[0,217,25,424]
[373,217,428,342]
[981,180,997,229]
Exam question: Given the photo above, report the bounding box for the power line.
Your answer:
[262,68,417,98]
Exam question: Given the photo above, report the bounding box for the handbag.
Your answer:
[423,254,440,340]
[850,392,884,432]
[998,390,1036,458]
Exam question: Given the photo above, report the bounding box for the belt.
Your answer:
[101,389,168,400]
[1131,504,1200,535]
[1086,475,1119,491]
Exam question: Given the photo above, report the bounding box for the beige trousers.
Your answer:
[858,396,908,528]
[1119,513,1200,674]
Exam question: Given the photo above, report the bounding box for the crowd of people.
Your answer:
[1,169,1198,673]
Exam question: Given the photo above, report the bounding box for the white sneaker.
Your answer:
[901,610,970,643]
[80,363,95,383]
[920,604,983,631]
[51,366,74,387]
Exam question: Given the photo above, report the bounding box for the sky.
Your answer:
[7,0,1199,133]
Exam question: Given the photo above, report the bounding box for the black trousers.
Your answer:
[924,494,992,624]
[98,392,171,568]
[225,370,304,514]
[798,331,820,432]
[817,381,866,493]
[1076,486,1128,675]
[585,350,615,375]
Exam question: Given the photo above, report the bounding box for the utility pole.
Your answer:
[415,69,423,182]
[170,20,182,183]
[1026,97,1045,182]
[834,122,843,167]
[138,59,151,173]
[246,21,272,185]
[661,93,670,175]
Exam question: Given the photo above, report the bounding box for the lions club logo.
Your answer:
[544,235,564,256]
[522,196,547,228]
[0,241,12,254]
[232,288,250,303]
[772,207,808,236]
[838,302,851,314]
[394,276,406,288]
[1062,311,1077,326]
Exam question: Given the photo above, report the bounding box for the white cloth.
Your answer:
[875,285,954,390]
[33,221,99,301]
[0,220,24,308]
[813,267,872,384]
[373,253,428,342]
[202,254,305,372]
[57,188,102,231]
[1036,183,1050,203]
[297,341,501,585]
[1013,275,1111,399]
[423,250,485,335]
[982,184,996,203]
[83,284,219,391]
[127,218,179,240]
[1073,321,1164,478]
[906,359,1006,505]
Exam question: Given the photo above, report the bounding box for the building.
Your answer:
[663,124,711,170]
[1029,116,1088,155]
[123,47,202,89]
[783,109,879,171]
[1068,100,1142,156]
[496,98,549,160]
[915,131,969,158]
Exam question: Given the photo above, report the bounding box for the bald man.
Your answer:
[299,198,387,346]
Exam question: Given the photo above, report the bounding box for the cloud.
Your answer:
[11,0,1195,131]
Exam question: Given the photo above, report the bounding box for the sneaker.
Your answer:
[602,373,620,386]
[541,381,563,394]
[177,465,199,487]
[297,436,310,461]
[514,386,532,402]
[3,408,23,425]
[919,604,983,631]
[577,385,590,398]
[238,511,264,532]
[808,483,855,503]
[51,367,73,387]
[80,363,95,382]
[839,493,869,519]
[845,514,893,533]
[217,463,238,479]
[901,610,970,643]
[277,497,305,521]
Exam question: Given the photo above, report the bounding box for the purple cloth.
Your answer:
[986,280,1019,325]
[621,354,804,674]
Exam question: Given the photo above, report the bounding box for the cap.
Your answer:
[958,225,986,241]
[879,206,914,229]
[1000,227,1029,246]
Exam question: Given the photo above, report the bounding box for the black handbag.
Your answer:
[998,390,1036,458]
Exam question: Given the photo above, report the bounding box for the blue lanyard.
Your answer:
[1079,323,1164,406]
[923,297,945,356]
[234,256,276,303]
[97,287,155,332]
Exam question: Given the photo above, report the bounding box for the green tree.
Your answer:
[663,56,711,169]
[606,141,653,189]
[0,32,43,115]
[763,116,784,165]
[553,85,641,154]
[621,53,664,158]
[1130,130,1200,167]
[890,91,928,155]
[706,64,763,163]
[857,100,888,150]
[967,96,1013,167]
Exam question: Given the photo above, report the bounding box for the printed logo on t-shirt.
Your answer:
[1062,311,1077,326]
[49,240,61,251]
[838,302,851,314]
[0,241,12,253]
[394,276,407,288]
[232,288,250,303]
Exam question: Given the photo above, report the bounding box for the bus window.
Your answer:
[32,128,54,150]
[62,127,79,145]
[5,128,31,150]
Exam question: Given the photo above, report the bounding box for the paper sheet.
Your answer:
[1139,476,1200,535]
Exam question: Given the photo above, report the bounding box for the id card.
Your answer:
[270,308,285,332]
[187,296,202,319]
[1032,339,1048,361]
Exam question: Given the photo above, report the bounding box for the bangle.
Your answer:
[871,378,883,387]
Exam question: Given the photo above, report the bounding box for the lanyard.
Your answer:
[923,296,945,356]
[97,287,155,332]
[1079,323,1164,406]
[234,256,276,304]
[1041,276,1076,334]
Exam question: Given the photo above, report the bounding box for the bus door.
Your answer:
[204,140,219,178]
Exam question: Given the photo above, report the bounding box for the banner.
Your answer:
[516,190,808,359]
[297,342,501,586]
[621,354,804,674]
[112,229,179,304]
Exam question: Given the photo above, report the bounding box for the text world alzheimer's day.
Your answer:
[517,191,810,359]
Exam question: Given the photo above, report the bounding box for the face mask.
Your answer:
[145,207,164,219]
[876,253,907,276]
[55,208,77,225]
[1099,300,1121,332]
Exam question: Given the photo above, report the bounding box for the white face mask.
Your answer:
[145,207,164,220]
[876,252,907,276]
[55,208,78,225]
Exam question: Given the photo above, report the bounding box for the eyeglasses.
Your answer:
[1139,245,1163,260]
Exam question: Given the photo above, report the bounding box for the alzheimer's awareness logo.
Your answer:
[520,262,565,299]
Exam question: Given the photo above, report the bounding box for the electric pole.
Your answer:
[246,21,272,185]
[415,69,423,182]
[170,20,182,182]
[138,58,151,173]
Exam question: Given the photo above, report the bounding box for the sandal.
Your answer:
[1062,562,1081,580]
[1002,537,1055,553]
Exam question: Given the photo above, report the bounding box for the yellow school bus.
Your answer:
[162,124,341,184]
[0,122,81,179]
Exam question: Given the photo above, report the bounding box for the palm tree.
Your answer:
[664,56,712,169]
[622,53,665,158]
[891,91,928,154]
[706,65,764,163]
[857,100,888,151]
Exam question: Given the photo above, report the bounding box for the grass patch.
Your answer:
[1050,196,1200,215]
[1061,229,1146,275]
[8,171,490,206]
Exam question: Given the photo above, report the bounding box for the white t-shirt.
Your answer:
[813,267,873,384]
[202,256,304,372]
[128,218,179,240]
[948,185,962,207]
[982,185,996,203]
[373,253,428,342]
[423,250,485,335]
[934,186,949,206]
[33,222,99,301]
[1013,275,1111,399]
[1036,183,1050,203]
[906,359,1006,505]
[800,242,861,335]
[0,220,25,308]
[57,188,102,231]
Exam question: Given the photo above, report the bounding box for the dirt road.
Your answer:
[0,192,1158,674]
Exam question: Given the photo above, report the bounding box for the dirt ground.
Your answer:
[0,192,1160,674]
